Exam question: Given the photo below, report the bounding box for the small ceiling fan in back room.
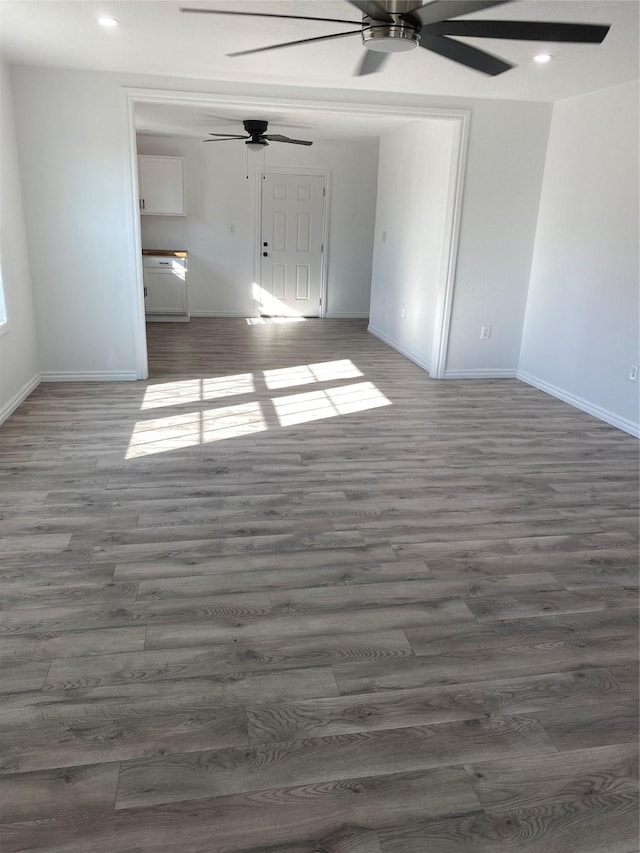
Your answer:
[203,119,313,150]
[181,0,610,77]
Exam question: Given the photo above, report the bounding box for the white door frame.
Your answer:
[123,91,149,379]
[254,166,331,319]
[122,87,470,379]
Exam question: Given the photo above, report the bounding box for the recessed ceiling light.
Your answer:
[98,17,118,27]
[534,53,552,63]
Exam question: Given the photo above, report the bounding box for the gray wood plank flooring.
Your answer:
[0,318,638,852]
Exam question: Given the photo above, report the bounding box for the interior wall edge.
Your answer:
[443,368,518,379]
[517,369,640,438]
[40,371,138,382]
[0,372,41,425]
[367,324,431,375]
[0,61,41,415]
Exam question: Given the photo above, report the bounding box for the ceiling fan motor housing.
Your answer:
[243,119,269,148]
[243,119,268,136]
[362,12,421,52]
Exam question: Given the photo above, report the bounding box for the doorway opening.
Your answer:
[124,90,469,380]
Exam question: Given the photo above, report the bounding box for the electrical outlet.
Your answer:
[401,306,405,319]
[480,325,492,340]
[630,364,638,381]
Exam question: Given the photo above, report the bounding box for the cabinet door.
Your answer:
[138,156,185,216]
[144,270,187,314]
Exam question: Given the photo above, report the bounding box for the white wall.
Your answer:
[10,69,141,379]
[0,61,40,422]
[137,133,379,318]
[445,99,551,377]
[368,100,551,378]
[10,64,552,380]
[519,80,640,436]
[368,119,458,372]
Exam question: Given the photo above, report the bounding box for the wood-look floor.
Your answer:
[1,318,638,853]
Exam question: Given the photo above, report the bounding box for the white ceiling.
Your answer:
[1,1,638,102]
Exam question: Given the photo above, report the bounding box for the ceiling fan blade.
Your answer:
[263,134,313,146]
[421,34,513,74]
[203,137,248,142]
[228,30,361,57]
[181,8,359,25]
[354,50,390,76]
[207,133,249,138]
[424,20,611,43]
[413,1,510,26]
[347,1,394,23]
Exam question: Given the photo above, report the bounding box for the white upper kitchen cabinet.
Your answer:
[137,155,185,216]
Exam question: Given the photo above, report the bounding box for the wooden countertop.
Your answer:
[142,250,188,258]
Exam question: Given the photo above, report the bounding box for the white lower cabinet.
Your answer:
[143,255,189,321]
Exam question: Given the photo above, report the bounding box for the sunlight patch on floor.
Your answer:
[264,359,363,391]
[126,402,266,458]
[127,350,391,458]
[246,317,305,325]
[141,375,255,410]
[273,382,391,427]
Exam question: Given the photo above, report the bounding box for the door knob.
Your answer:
[263,242,268,247]
[263,252,268,257]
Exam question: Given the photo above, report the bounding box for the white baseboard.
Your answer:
[0,373,42,425]
[189,311,252,318]
[368,325,431,375]
[326,313,370,319]
[41,371,138,382]
[444,368,518,379]
[517,369,640,438]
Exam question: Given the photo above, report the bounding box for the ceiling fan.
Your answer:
[203,118,313,149]
[181,0,610,77]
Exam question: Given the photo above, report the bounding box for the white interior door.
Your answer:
[259,172,325,317]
